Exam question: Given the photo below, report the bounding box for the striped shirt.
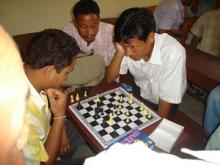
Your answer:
[63,21,116,66]
[23,80,51,165]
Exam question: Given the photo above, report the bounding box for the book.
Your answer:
[149,119,184,153]
[110,129,155,149]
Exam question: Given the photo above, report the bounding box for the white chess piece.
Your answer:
[70,95,74,103]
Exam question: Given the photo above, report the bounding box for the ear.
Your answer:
[43,65,56,80]
[148,32,155,44]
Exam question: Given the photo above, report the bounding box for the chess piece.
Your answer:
[84,91,88,97]
[126,110,129,116]
[96,94,100,102]
[108,113,113,125]
[126,116,129,123]
[94,107,99,119]
[140,102,144,111]
[76,93,80,102]
[117,107,121,115]
[128,93,133,104]
[76,93,83,109]
[120,96,123,103]
[70,95,74,103]
[118,103,122,109]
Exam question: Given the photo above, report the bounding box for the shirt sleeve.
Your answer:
[157,9,178,30]
[190,13,207,38]
[23,123,49,165]
[159,46,187,104]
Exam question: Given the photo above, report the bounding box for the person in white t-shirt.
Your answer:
[106,7,187,118]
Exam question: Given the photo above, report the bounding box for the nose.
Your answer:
[125,48,134,57]
[86,27,94,37]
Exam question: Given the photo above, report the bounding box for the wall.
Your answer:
[0,0,160,35]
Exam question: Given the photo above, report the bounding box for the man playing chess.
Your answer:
[106,7,187,118]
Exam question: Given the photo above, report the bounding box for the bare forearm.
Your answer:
[44,119,65,165]
[190,35,201,48]
[106,51,124,83]
[157,99,172,118]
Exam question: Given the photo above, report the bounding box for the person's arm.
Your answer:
[157,99,173,118]
[106,43,125,83]
[190,35,201,48]
[158,27,188,44]
[158,29,183,38]
[42,89,67,165]
[59,127,70,155]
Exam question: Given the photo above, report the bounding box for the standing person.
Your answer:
[106,8,187,118]
[188,0,218,17]
[23,29,84,165]
[190,5,220,57]
[63,0,116,91]
[0,25,28,165]
[154,0,193,42]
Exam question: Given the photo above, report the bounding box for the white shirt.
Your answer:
[84,142,217,165]
[120,33,187,104]
[154,0,184,31]
[63,22,115,66]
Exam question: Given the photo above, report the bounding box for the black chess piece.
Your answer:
[76,102,83,110]
[94,107,99,119]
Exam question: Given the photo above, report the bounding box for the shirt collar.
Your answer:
[147,33,163,65]
[26,77,47,110]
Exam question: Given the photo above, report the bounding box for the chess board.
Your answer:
[69,87,161,148]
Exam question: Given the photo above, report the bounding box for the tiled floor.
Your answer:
[179,93,205,126]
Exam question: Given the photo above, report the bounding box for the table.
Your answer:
[66,77,208,158]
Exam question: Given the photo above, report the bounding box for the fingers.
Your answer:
[115,43,125,56]
[60,144,70,155]
[45,88,67,116]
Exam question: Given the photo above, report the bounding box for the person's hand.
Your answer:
[46,88,67,117]
[115,43,125,57]
[60,128,70,155]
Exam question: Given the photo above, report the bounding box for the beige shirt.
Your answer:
[191,8,220,57]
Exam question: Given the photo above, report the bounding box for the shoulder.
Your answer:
[63,22,77,33]
[99,22,114,32]
[156,33,186,60]
[156,0,179,11]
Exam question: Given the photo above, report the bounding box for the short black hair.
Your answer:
[73,0,100,20]
[25,29,79,73]
[114,7,155,43]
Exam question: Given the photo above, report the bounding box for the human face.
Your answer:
[75,14,99,44]
[121,36,153,62]
[49,58,76,88]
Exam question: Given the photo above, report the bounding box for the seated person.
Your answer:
[187,0,218,17]
[205,125,220,150]
[190,4,220,57]
[63,0,116,91]
[106,8,187,118]
[153,0,193,43]
[204,85,220,136]
[22,29,84,165]
[0,25,28,165]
